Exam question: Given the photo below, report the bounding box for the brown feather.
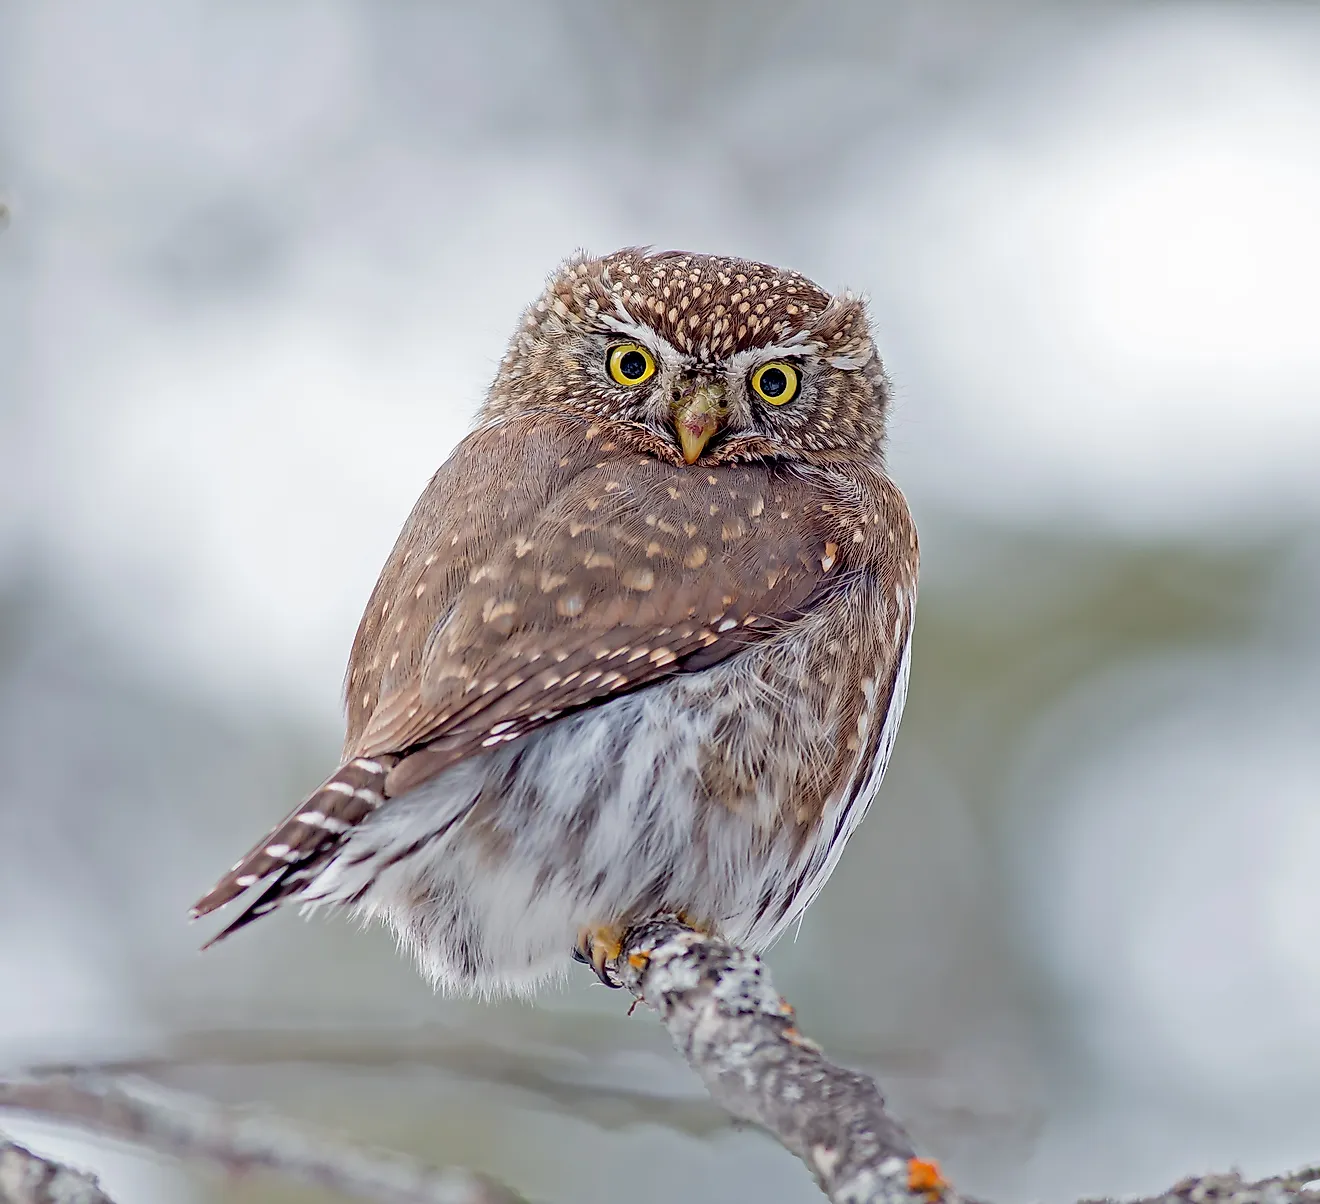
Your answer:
[345,422,870,784]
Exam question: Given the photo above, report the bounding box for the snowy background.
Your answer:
[2,2,1319,1201]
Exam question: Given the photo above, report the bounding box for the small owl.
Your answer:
[193,248,919,995]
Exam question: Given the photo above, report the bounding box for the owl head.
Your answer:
[484,248,891,468]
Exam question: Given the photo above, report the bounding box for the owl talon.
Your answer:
[576,924,624,988]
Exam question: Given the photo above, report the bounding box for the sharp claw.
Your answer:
[590,947,622,990]
[575,925,624,988]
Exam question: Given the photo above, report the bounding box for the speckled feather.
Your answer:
[193,248,918,989]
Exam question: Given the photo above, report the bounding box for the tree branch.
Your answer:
[613,916,954,1204]
[0,1077,526,1204]
[0,1134,114,1204]
[611,917,1320,1204]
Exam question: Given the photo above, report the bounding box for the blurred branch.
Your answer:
[0,1077,525,1204]
[30,1025,733,1140]
[29,1019,1022,1149]
[0,1133,114,1204]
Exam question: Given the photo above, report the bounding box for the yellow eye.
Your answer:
[750,361,800,405]
[607,342,657,387]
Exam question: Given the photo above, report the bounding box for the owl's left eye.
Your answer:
[607,342,657,386]
[750,361,800,405]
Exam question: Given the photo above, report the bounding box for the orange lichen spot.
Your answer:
[907,1158,948,1195]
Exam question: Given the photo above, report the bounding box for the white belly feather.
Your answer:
[305,587,915,996]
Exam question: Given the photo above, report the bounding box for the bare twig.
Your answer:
[612,918,1320,1204]
[0,1077,526,1204]
[0,1134,114,1204]
[613,916,963,1204]
[1086,1170,1320,1204]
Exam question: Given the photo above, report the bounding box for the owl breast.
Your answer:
[304,572,914,997]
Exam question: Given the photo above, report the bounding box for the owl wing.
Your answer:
[192,415,884,937]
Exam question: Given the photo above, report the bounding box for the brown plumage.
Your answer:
[193,248,918,993]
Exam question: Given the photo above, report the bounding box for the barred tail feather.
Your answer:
[190,755,397,944]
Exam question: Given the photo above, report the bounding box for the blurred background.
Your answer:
[2,1,1319,1201]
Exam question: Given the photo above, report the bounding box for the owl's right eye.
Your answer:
[607,343,657,387]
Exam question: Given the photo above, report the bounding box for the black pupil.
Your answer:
[618,350,648,379]
[759,367,788,397]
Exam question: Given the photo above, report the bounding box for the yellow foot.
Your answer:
[574,923,625,989]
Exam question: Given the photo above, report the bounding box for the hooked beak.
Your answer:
[670,382,727,465]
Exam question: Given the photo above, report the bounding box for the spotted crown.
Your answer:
[484,248,891,462]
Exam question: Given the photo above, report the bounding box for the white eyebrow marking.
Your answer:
[721,332,818,372]
[597,314,686,364]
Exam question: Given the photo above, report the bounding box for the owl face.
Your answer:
[486,249,891,467]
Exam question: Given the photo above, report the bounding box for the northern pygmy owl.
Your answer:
[193,248,919,995]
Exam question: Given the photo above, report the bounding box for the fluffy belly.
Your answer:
[305,627,905,996]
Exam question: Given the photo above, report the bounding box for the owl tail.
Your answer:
[191,754,397,947]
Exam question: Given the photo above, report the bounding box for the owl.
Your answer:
[193,248,919,995]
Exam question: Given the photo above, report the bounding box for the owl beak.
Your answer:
[671,382,727,465]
